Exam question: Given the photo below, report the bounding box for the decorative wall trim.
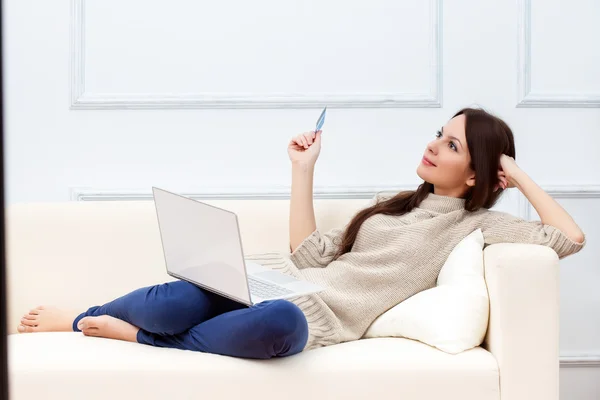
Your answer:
[70,0,85,107]
[517,185,600,220]
[70,184,415,201]
[517,0,600,108]
[69,0,442,110]
[72,184,600,204]
[560,355,600,368]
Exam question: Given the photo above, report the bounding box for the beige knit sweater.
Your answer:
[245,192,585,351]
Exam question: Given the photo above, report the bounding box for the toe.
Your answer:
[20,318,37,327]
[18,324,38,333]
[28,309,40,316]
[77,317,87,330]
[82,328,99,337]
[77,317,99,330]
[22,314,37,321]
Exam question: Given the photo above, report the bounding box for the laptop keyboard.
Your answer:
[248,275,295,299]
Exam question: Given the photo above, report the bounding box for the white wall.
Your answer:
[4,0,600,397]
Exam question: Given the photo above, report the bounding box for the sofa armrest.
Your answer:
[483,243,559,400]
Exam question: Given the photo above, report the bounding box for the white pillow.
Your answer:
[362,228,489,354]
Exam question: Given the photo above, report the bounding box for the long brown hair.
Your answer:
[332,107,516,260]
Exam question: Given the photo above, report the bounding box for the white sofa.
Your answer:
[6,198,560,400]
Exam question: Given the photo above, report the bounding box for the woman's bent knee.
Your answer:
[260,300,308,355]
[139,281,214,335]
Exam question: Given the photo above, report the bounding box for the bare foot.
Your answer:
[77,315,139,343]
[17,306,80,333]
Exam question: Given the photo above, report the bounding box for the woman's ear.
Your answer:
[465,174,476,187]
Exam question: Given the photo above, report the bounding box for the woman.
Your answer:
[17,108,586,359]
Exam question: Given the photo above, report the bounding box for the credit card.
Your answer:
[315,106,327,132]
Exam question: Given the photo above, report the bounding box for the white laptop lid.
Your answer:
[152,187,251,305]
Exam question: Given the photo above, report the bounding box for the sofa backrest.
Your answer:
[5,198,371,333]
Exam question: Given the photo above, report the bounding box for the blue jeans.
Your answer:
[72,280,309,359]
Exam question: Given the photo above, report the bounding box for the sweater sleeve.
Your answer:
[289,228,344,269]
[481,211,586,260]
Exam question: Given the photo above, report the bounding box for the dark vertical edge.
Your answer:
[0,0,8,396]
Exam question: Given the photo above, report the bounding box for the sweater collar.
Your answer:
[418,192,466,214]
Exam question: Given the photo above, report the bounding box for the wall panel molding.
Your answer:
[517,0,600,108]
[72,184,600,203]
[70,184,415,201]
[69,0,443,110]
[517,185,600,220]
[560,355,600,368]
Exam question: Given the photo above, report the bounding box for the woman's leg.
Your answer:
[18,280,246,336]
[73,280,247,335]
[79,299,309,359]
[141,299,308,358]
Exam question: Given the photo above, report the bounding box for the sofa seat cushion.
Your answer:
[9,332,499,400]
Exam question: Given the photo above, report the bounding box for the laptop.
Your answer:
[152,187,326,306]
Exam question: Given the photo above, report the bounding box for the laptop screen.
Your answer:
[152,187,251,304]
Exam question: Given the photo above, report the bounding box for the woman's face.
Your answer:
[416,114,475,197]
